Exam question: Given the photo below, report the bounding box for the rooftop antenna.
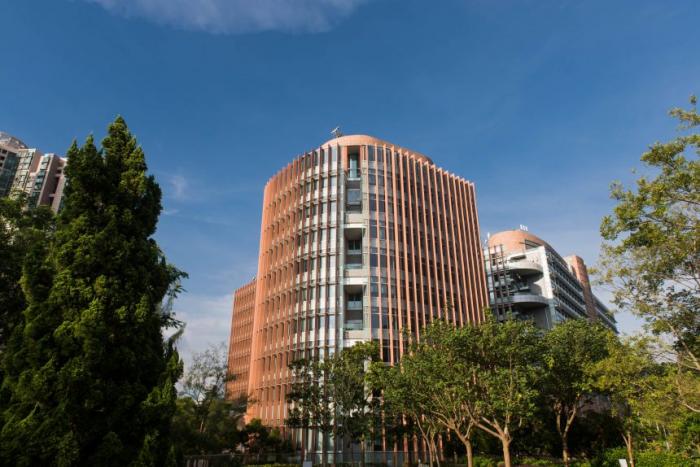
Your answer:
[331,126,343,138]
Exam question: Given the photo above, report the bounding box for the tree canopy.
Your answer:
[0,117,184,466]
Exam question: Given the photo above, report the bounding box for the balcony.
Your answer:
[346,300,363,311]
[345,320,363,331]
[505,259,543,275]
[347,168,361,181]
[505,292,550,308]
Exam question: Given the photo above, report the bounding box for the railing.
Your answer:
[344,320,364,331]
[346,301,363,310]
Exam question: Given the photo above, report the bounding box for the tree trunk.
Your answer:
[361,438,366,467]
[323,432,328,467]
[465,439,473,467]
[349,438,355,466]
[562,438,570,467]
[432,436,441,467]
[301,428,307,463]
[500,436,512,467]
[623,431,635,467]
[558,404,578,467]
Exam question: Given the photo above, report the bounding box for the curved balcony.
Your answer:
[504,259,543,275]
[505,292,550,308]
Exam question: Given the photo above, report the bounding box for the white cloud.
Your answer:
[171,292,233,367]
[168,174,188,200]
[82,0,372,34]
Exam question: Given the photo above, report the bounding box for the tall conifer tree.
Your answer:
[0,117,184,466]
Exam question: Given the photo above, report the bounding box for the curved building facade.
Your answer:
[485,229,617,331]
[228,134,488,457]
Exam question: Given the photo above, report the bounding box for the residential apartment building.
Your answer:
[0,131,27,197]
[227,134,489,460]
[484,228,617,332]
[0,131,67,212]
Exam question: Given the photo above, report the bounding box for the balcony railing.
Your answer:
[346,301,363,310]
[344,320,363,331]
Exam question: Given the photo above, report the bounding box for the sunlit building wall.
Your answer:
[227,134,489,457]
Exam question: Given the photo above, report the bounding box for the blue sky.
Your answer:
[2,0,698,363]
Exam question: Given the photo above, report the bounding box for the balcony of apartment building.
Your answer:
[343,225,366,276]
[491,272,549,307]
[343,283,368,344]
[503,253,543,276]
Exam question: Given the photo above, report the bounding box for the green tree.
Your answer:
[470,316,543,467]
[370,353,444,467]
[589,335,664,467]
[598,95,700,414]
[286,356,334,467]
[326,341,380,467]
[241,418,292,462]
[0,117,185,466]
[541,319,611,466]
[180,343,236,434]
[0,195,54,351]
[173,343,246,457]
[407,321,481,467]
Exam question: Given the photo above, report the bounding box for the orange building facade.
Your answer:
[226,279,256,400]
[227,134,489,457]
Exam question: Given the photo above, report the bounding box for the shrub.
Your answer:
[472,456,499,467]
[592,448,695,467]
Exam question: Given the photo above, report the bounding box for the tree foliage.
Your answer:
[541,319,611,466]
[371,317,543,467]
[326,341,380,466]
[0,195,54,352]
[0,117,184,466]
[596,95,700,463]
[469,316,543,467]
[286,356,333,465]
[173,343,246,457]
[598,95,700,411]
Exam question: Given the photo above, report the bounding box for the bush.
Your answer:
[472,456,499,467]
[514,457,559,466]
[592,448,695,467]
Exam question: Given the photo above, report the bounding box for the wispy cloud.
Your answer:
[82,0,373,34]
[171,292,233,367]
[168,174,188,200]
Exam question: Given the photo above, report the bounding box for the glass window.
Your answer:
[347,188,361,205]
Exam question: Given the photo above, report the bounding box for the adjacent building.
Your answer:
[0,131,66,212]
[484,228,617,332]
[227,134,489,459]
[226,278,256,401]
[0,131,27,197]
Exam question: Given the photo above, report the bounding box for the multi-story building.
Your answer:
[0,132,28,197]
[0,131,67,212]
[484,228,617,332]
[227,134,489,460]
[226,278,256,401]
